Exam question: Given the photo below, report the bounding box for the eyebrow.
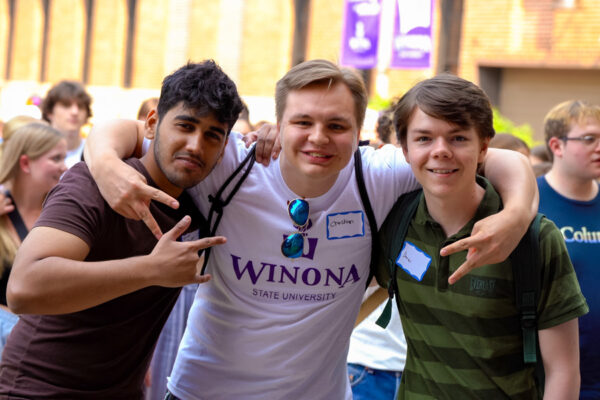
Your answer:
[289,113,352,124]
[174,115,226,136]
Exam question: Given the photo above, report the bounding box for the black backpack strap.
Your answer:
[5,192,28,241]
[375,189,422,328]
[353,147,378,290]
[200,146,256,274]
[511,213,544,364]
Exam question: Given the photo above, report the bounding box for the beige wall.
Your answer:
[1,0,600,131]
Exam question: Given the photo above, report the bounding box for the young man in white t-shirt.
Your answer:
[85,60,537,400]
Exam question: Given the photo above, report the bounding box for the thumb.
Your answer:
[163,215,191,241]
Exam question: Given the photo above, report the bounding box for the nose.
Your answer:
[308,124,329,145]
[431,137,452,158]
[69,103,81,114]
[59,161,68,174]
[185,132,204,156]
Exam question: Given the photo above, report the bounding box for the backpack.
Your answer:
[199,142,378,281]
[374,189,545,395]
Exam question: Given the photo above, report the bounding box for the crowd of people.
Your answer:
[0,58,596,400]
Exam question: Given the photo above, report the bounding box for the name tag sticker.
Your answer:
[327,211,364,240]
[396,241,431,281]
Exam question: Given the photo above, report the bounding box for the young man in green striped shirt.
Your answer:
[376,75,588,399]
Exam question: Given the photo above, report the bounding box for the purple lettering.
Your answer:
[231,254,267,284]
[324,267,345,288]
[342,265,361,286]
[302,268,321,286]
[279,265,300,283]
[264,262,278,282]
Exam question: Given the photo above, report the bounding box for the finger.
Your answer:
[440,238,471,256]
[194,273,212,284]
[189,236,227,252]
[1,204,14,215]
[243,132,258,147]
[448,259,475,285]
[140,209,164,240]
[271,130,282,160]
[141,185,179,209]
[166,215,192,239]
[254,136,266,165]
[448,247,479,284]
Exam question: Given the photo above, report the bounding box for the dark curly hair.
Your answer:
[157,61,243,133]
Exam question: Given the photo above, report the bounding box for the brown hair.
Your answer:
[41,80,92,122]
[275,59,368,128]
[393,74,495,148]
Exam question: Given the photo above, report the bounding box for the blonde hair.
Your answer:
[275,59,368,128]
[0,123,63,184]
[0,123,64,267]
[0,116,44,160]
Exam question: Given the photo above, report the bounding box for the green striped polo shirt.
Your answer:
[376,177,588,400]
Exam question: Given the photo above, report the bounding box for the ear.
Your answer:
[19,154,31,174]
[478,138,490,164]
[547,137,563,159]
[144,109,158,140]
[401,144,410,164]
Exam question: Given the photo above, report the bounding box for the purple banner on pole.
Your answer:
[390,0,433,69]
[340,0,382,69]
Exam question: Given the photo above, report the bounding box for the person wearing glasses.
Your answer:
[0,61,238,399]
[537,100,600,399]
[83,59,538,400]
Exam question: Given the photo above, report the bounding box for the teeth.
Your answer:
[432,169,454,173]
[308,152,328,158]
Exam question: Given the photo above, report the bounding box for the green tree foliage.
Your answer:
[493,108,538,147]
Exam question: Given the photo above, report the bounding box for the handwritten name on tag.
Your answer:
[327,211,364,240]
[396,241,431,281]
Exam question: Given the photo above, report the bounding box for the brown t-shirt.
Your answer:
[0,159,206,399]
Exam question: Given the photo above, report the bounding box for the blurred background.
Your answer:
[0,0,599,143]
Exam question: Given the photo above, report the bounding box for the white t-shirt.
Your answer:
[347,293,407,371]
[65,139,85,169]
[168,134,418,400]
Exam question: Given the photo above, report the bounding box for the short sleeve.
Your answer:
[35,163,105,248]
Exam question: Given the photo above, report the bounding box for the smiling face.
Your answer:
[26,138,68,195]
[403,107,488,201]
[145,102,229,196]
[278,81,359,197]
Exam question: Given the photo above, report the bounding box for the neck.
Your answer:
[424,183,485,237]
[545,166,599,201]
[64,131,82,152]
[10,179,46,229]
[140,150,183,199]
[279,155,338,198]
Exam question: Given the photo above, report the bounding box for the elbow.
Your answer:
[6,276,36,314]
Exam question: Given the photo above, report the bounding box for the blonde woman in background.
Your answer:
[0,123,67,352]
[0,116,44,215]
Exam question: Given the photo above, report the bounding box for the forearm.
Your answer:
[84,119,145,178]
[483,148,538,223]
[543,369,580,400]
[7,255,156,315]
